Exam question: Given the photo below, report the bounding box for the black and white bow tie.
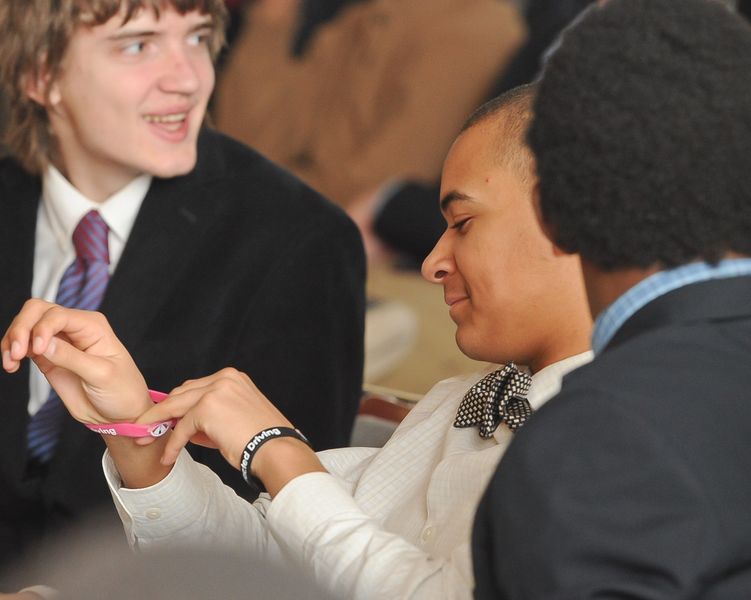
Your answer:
[454,363,533,438]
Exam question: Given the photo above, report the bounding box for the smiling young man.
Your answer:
[3,84,591,599]
[0,0,364,569]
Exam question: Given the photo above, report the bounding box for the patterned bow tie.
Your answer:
[454,363,533,439]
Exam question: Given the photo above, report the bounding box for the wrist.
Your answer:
[253,437,325,497]
[238,427,322,497]
[85,391,176,438]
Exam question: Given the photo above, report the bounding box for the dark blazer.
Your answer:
[473,275,751,599]
[0,129,365,569]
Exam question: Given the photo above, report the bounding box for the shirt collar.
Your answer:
[592,258,751,355]
[526,351,593,411]
[42,165,152,251]
[488,351,592,444]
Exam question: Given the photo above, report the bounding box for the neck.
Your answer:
[580,259,661,320]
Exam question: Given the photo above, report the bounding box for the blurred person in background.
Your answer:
[214,0,526,207]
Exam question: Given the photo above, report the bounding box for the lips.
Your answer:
[143,109,191,140]
[445,294,469,307]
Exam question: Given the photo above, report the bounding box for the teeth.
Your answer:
[144,113,186,123]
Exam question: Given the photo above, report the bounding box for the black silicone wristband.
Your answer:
[239,426,312,487]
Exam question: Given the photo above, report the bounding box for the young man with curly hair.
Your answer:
[473,1,751,597]
[0,0,364,569]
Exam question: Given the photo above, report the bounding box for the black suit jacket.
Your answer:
[0,129,365,569]
[473,276,751,599]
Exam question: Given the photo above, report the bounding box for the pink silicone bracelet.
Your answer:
[84,390,176,438]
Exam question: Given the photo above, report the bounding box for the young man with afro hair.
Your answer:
[473,0,751,597]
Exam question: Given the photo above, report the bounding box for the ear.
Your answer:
[23,63,60,107]
[532,183,570,258]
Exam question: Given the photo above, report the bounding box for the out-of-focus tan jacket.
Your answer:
[214,0,526,206]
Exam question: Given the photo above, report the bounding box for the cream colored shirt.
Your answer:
[105,352,592,600]
[29,166,151,415]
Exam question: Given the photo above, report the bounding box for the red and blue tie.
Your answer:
[27,210,111,463]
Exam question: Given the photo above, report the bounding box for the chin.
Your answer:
[148,153,198,178]
[456,328,519,365]
[455,329,488,362]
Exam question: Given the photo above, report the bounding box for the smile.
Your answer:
[143,112,187,124]
[143,110,191,140]
[446,296,469,307]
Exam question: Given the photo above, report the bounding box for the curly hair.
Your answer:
[529,0,751,270]
[0,0,227,175]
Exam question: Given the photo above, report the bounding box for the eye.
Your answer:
[187,30,212,47]
[450,217,472,232]
[121,40,147,56]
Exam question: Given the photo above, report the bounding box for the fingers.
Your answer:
[2,300,117,374]
[1,299,56,371]
[162,412,200,465]
[30,353,109,423]
[37,332,116,386]
[145,368,292,468]
[137,384,211,424]
[168,367,254,397]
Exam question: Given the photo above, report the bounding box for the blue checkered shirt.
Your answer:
[592,258,751,355]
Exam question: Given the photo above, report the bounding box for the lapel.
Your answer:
[98,174,217,350]
[0,162,40,482]
[605,275,751,353]
[97,129,226,350]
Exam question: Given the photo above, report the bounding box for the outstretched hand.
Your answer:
[1,299,152,424]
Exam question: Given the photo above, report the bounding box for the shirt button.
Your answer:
[145,508,162,520]
[421,527,434,542]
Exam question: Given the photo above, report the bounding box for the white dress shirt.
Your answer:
[105,352,592,600]
[29,166,151,416]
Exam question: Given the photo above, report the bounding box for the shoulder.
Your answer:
[0,156,36,189]
[0,157,40,210]
[183,129,361,241]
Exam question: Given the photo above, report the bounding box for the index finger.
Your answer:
[1,299,57,371]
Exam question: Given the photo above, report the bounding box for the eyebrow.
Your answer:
[106,18,214,42]
[439,190,476,213]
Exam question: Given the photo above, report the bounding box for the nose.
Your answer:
[159,45,206,95]
[421,230,454,284]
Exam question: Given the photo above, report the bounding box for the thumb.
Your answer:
[41,334,115,387]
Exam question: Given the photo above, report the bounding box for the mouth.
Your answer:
[445,295,469,308]
[143,110,191,138]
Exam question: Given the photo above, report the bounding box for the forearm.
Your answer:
[267,474,474,600]
[105,449,282,556]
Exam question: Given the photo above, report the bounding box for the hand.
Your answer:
[0,592,44,599]
[137,368,325,495]
[1,299,151,423]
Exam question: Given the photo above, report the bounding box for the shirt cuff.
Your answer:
[103,448,211,543]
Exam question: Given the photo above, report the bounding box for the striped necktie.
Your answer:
[27,210,111,463]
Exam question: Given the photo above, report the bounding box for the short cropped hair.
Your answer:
[460,83,538,183]
[529,0,751,270]
[0,0,227,175]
